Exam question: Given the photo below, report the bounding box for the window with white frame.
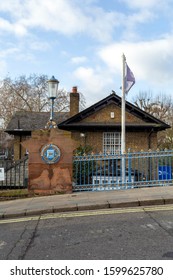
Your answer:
[103,132,121,154]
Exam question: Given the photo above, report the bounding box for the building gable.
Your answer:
[59,93,170,132]
[79,103,146,124]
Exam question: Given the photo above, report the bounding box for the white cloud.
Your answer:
[0,0,89,37]
[73,66,114,105]
[70,56,87,64]
[0,60,7,77]
[84,8,124,42]
[0,1,24,15]
[0,0,173,101]
[29,41,51,51]
[0,0,28,36]
[98,36,173,86]
[73,34,173,103]
[0,18,12,32]
[127,9,155,26]
[0,0,127,41]
[74,66,103,91]
[23,0,88,34]
[0,17,27,36]
[0,0,172,43]
[121,0,169,10]
[0,47,19,58]
[0,44,35,66]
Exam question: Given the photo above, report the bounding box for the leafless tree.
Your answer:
[0,130,14,158]
[0,74,86,128]
[132,91,173,149]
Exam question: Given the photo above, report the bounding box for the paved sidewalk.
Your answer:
[1,186,173,219]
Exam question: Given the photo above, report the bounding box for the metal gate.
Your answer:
[0,156,28,189]
[73,150,173,191]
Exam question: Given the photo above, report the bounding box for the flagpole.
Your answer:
[121,53,126,184]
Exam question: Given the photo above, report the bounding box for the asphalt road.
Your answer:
[1,205,173,260]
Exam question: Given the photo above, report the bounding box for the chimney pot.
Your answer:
[72,86,78,93]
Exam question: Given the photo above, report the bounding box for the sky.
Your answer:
[0,0,173,107]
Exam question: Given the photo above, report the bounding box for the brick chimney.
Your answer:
[70,86,80,117]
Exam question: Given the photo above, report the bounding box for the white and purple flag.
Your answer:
[125,63,135,93]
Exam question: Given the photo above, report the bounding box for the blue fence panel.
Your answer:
[73,150,173,192]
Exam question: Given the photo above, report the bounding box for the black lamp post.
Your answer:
[47,75,59,122]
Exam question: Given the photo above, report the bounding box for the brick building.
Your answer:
[6,87,170,160]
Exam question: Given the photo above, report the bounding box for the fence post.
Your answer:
[128,150,132,183]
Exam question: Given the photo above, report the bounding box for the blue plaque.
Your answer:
[41,144,61,164]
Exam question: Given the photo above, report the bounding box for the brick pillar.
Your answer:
[22,128,79,195]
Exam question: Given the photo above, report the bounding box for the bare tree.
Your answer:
[0,130,14,159]
[0,74,86,128]
[132,91,173,149]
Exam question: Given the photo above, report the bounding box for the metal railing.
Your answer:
[73,150,173,191]
[0,156,28,189]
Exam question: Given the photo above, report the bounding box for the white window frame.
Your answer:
[103,132,121,154]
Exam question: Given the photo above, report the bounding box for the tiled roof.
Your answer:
[5,93,170,134]
[6,111,69,133]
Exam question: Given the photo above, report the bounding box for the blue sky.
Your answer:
[0,0,173,106]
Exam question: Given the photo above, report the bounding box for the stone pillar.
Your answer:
[22,128,78,195]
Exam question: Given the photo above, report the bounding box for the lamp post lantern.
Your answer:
[47,76,59,123]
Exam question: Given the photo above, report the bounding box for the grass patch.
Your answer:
[0,189,64,200]
[0,189,29,198]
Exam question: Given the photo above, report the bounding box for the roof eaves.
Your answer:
[59,92,170,129]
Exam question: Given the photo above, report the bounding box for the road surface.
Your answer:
[0,205,173,259]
